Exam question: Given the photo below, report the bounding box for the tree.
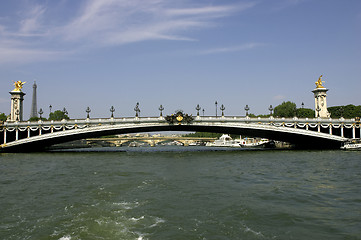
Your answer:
[296,108,314,118]
[273,101,297,118]
[0,113,7,122]
[328,105,361,118]
[28,117,47,122]
[48,110,70,121]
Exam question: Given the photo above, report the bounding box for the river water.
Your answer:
[0,147,360,240]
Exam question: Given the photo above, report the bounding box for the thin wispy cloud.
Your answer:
[0,0,257,64]
[198,43,265,55]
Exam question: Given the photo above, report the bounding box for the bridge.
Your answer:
[2,77,360,152]
[1,114,359,152]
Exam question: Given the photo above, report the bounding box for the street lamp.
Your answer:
[196,104,201,116]
[340,106,344,118]
[49,105,52,113]
[159,105,164,117]
[268,105,273,116]
[134,102,140,117]
[86,107,91,119]
[215,101,218,117]
[244,105,250,116]
[220,104,225,117]
[202,109,205,117]
[301,102,304,109]
[38,108,44,119]
[110,106,115,118]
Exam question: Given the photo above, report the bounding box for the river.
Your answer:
[0,146,360,240]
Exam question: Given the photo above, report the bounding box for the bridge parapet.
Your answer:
[2,116,357,127]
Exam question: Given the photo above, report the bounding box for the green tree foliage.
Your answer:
[328,105,361,118]
[273,101,297,118]
[296,108,314,118]
[28,117,47,122]
[48,110,70,121]
[0,112,7,122]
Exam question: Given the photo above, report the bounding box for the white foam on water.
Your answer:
[58,235,71,240]
[149,217,165,228]
[243,224,264,238]
[113,201,140,209]
[130,216,145,221]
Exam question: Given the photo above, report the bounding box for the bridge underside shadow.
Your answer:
[2,124,343,152]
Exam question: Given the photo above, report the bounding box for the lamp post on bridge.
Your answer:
[215,101,218,118]
[134,102,140,117]
[268,105,273,116]
[244,105,250,117]
[49,105,52,114]
[196,104,201,117]
[340,106,344,118]
[220,104,225,117]
[38,108,43,119]
[202,109,205,117]
[110,106,115,118]
[86,107,91,119]
[159,105,164,117]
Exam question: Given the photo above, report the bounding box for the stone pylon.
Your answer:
[30,81,38,119]
[312,75,330,118]
[9,81,26,122]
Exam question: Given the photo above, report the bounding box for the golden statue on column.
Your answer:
[13,80,26,92]
[315,75,325,88]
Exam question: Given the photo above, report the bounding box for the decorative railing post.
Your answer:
[196,104,201,117]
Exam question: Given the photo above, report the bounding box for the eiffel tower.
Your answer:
[30,81,38,119]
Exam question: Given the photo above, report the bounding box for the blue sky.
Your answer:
[0,0,360,119]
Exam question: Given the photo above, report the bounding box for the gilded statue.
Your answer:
[13,80,26,91]
[315,75,325,88]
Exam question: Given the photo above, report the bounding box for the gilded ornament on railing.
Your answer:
[315,75,325,88]
[165,111,193,125]
[13,80,26,92]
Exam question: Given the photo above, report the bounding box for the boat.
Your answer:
[239,138,275,148]
[206,135,275,148]
[206,134,241,147]
[340,139,361,150]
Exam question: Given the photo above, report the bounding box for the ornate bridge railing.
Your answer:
[0,116,360,151]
